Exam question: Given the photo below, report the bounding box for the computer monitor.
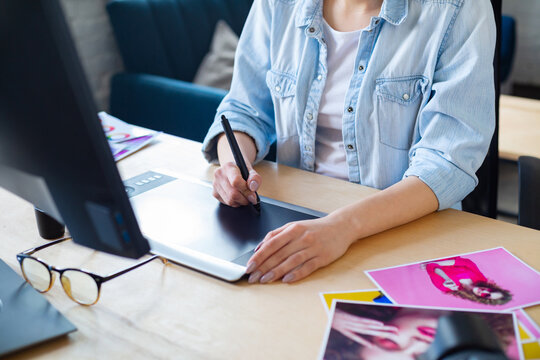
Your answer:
[0,0,149,258]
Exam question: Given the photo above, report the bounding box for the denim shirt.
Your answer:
[202,0,496,210]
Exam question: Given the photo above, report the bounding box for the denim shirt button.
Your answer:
[317,74,322,81]
[402,93,410,101]
[305,145,312,152]
[358,65,365,72]
[347,144,354,150]
[275,85,281,92]
[306,113,313,120]
[308,27,316,33]
[347,106,354,113]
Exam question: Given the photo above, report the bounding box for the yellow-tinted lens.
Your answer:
[21,257,52,292]
[60,270,99,305]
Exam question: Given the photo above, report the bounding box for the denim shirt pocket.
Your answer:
[266,70,296,98]
[375,75,428,150]
[266,70,298,139]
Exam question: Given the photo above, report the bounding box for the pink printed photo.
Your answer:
[319,301,522,360]
[366,248,540,311]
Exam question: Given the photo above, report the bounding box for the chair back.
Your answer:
[462,0,501,218]
[500,15,516,83]
[107,0,253,82]
[518,156,540,230]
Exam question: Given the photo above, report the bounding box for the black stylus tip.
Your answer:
[253,193,261,213]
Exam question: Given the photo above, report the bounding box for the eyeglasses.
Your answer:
[16,237,166,306]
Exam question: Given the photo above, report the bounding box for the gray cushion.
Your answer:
[193,20,238,90]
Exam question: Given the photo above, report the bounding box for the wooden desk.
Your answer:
[499,95,540,161]
[1,134,539,359]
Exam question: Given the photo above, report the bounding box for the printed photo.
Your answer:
[366,248,540,311]
[320,289,392,314]
[319,301,521,360]
[516,309,540,341]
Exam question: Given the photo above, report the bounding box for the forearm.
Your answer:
[217,132,257,167]
[329,176,439,245]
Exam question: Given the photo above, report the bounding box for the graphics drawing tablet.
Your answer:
[124,170,326,281]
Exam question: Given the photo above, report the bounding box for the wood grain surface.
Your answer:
[499,95,540,161]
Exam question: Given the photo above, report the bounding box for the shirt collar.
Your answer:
[295,0,408,28]
[380,0,408,25]
[295,0,322,28]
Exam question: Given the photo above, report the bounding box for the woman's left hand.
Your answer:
[245,214,356,284]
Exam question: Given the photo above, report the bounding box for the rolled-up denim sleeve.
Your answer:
[404,0,496,210]
[201,0,276,164]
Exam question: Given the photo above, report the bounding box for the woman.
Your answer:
[423,257,512,305]
[325,305,517,359]
[328,307,438,359]
[202,0,496,284]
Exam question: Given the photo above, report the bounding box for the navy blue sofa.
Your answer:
[107,0,253,142]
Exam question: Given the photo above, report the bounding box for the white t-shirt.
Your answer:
[314,20,361,180]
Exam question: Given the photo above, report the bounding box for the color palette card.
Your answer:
[98,111,161,161]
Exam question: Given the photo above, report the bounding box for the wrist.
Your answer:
[326,207,363,247]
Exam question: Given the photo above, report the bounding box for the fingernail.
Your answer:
[282,273,295,283]
[246,262,256,273]
[248,271,262,284]
[254,242,263,252]
[248,194,257,204]
[260,272,274,284]
[249,181,259,192]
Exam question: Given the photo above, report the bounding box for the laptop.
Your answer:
[0,259,76,357]
[124,169,326,281]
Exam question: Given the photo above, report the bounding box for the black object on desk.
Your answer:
[0,259,76,357]
[0,0,149,258]
[34,207,65,240]
[418,313,508,360]
[220,115,261,213]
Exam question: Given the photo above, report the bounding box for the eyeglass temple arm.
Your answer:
[102,255,166,282]
[20,236,72,255]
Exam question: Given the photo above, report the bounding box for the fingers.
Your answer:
[341,327,399,338]
[246,223,303,279]
[332,310,399,347]
[280,256,320,283]
[247,229,323,284]
[213,173,249,206]
[415,334,435,343]
[338,329,375,348]
[250,224,288,261]
[213,163,261,207]
[247,169,261,192]
[246,218,351,284]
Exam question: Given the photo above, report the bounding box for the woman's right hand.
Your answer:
[212,162,261,207]
[214,131,261,207]
[332,309,399,348]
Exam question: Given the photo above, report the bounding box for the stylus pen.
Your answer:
[221,115,261,213]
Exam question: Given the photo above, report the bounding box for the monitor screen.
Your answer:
[0,0,149,258]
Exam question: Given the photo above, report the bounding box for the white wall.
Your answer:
[59,0,124,111]
[502,0,540,88]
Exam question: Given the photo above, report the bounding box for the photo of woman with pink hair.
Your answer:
[321,302,519,360]
[367,248,540,312]
[422,256,512,306]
